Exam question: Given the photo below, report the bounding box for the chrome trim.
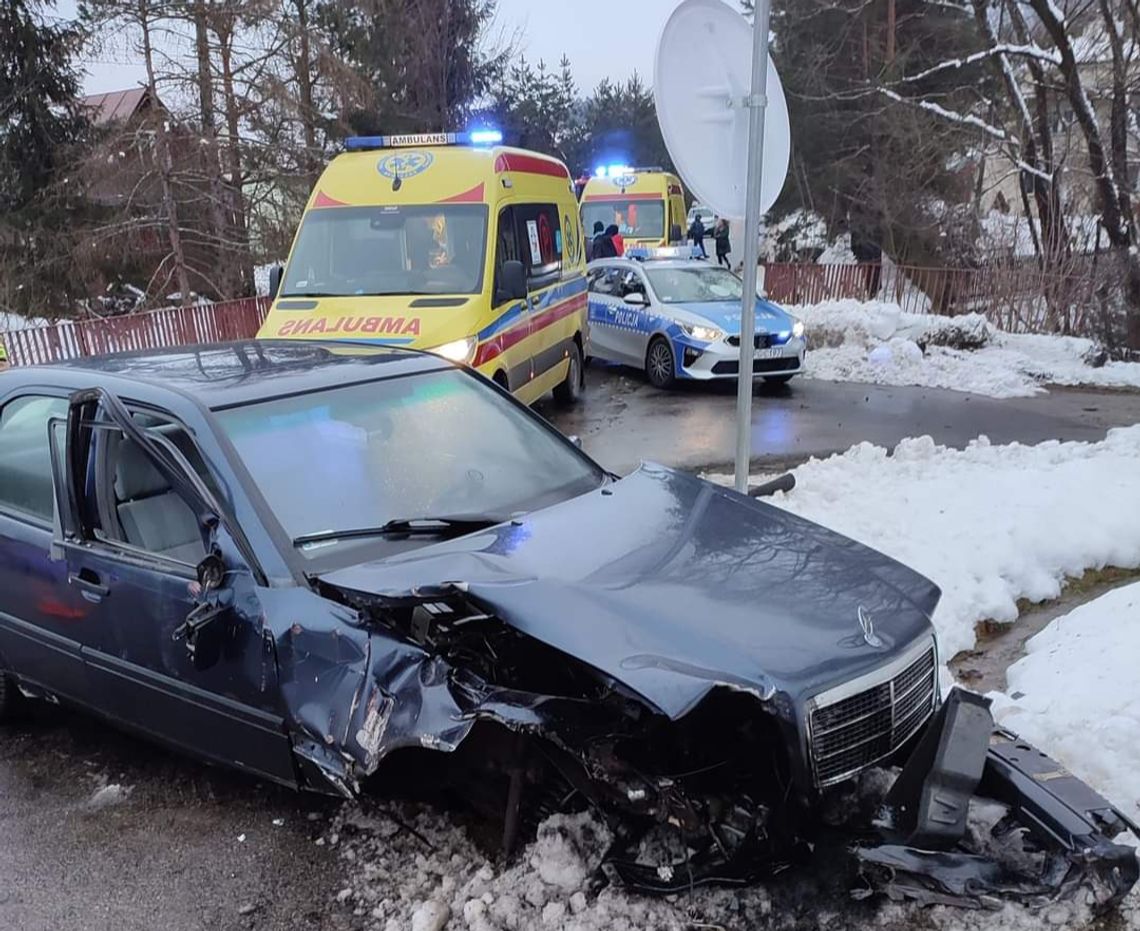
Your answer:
[805,635,937,789]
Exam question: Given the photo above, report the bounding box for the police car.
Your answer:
[586,248,806,388]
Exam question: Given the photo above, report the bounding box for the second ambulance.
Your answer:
[579,166,688,249]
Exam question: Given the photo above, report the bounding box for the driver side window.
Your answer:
[620,270,647,298]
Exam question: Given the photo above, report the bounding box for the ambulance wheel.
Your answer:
[646,337,676,389]
[0,671,21,722]
[553,341,584,405]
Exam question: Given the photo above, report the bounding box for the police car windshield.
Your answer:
[281,205,488,298]
[645,266,743,303]
[215,369,605,566]
[582,201,664,240]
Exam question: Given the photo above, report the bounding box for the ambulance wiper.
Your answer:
[293,515,504,548]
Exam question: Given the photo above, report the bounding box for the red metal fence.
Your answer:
[1,296,270,367]
[0,261,1107,366]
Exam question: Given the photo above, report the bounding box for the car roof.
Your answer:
[5,340,452,409]
[589,258,709,271]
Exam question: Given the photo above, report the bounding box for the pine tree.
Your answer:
[0,0,90,316]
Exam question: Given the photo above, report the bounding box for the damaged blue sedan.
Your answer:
[0,341,1135,910]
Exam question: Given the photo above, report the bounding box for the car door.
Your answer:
[490,206,532,391]
[513,203,566,388]
[611,267,654,367]
[49,391,298,786]
[0,392,91,704]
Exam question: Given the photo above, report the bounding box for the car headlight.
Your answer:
[430,337,477,364]
[683,323,724,342]
[792,319,805,339]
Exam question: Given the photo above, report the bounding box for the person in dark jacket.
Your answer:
[592,223,618,259]
[713,218,731,268]
[688,215,707,258]
[586,221,605,261]
[606,223,625,256]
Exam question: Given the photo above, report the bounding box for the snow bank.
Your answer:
[709,427,1140,659]
[794,299,1140,397]
[991,581,1140,826]
[329,804,774,930]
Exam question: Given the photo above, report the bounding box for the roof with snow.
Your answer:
[81,88,152,126]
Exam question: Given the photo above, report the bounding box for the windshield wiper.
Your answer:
[292,515,504,548]
[280,291,344,298]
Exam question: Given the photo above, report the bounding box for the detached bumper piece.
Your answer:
[855,690,1140,910]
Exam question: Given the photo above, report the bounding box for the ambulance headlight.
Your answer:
[792,319,805,339]
[431,337,477,364]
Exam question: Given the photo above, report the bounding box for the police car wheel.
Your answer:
[763,374,795,385]
[646,337,676,389]
[553,341,584,405]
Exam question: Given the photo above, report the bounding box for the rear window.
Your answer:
[0,396,67,521]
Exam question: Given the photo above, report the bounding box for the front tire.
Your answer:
[646,336,676,389]
[553,340,584,405]
[763,374,796,385]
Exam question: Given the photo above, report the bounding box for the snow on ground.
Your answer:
[708,427,1140,660]
[990,581,1140,827]
[793,299,1140,398]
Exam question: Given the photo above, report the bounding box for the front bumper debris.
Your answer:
[854,690,1140,910]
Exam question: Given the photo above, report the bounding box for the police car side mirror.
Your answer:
[500,260,528,302]
[268,265,283,299]
[624,291,648,306]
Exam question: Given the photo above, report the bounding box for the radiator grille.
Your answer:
[808,644,937,788]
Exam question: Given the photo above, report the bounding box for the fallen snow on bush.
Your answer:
[709,426,1140,659]
[990,581,1140,826]
[793,299,1140,397]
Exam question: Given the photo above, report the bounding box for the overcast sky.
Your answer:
[65,0,693,97]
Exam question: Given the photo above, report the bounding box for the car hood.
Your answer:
[670,298,794,336]
[318,465,940,720]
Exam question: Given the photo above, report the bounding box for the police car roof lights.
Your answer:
[344,129,502,151]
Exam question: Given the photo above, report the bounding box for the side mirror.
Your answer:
[500,260,528,301]
[172,552,231,668]
[567,434,583,449]
[670,224,683,244]
[624,291,648,306]
[268,265,283,299]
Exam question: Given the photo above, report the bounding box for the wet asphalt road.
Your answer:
[539,362,1140,474]
[2,371,1139,930]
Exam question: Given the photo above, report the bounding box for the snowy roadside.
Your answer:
[708,425,1140,659]
[990,581,1140,829]
[791,299,1140,398]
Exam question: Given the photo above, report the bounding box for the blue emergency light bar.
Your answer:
[626,245,704,261]
[344,129,502,151]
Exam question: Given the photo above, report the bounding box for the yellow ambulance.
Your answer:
[580,166,688,249]
[258,131,588,405]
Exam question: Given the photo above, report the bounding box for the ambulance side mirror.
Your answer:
[268,265,283,300]
[500,260,528,302]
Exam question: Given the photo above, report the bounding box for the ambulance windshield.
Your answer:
[581,200,664,240]
[282,204,489,298]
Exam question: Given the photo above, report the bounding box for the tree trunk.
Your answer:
[139,0,192,306]
[294,0,318,185]
[193,0,232,298]
[216,20,252,295]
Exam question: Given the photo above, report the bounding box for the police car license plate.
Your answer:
[754,347,787,359]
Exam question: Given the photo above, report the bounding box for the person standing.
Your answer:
[592,222,618,259]
[605,223,625,257]
[586,221,605,261]
[714,218,731,268]
[688,215,707,258]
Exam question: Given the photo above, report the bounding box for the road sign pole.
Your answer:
[734,0,772,493]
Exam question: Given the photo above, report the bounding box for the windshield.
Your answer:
[282,204,488,298]
[215,369,605,564]
[582,200,664,240]
[645,266,743,303]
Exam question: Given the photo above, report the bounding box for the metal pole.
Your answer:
[734,0,772,493]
